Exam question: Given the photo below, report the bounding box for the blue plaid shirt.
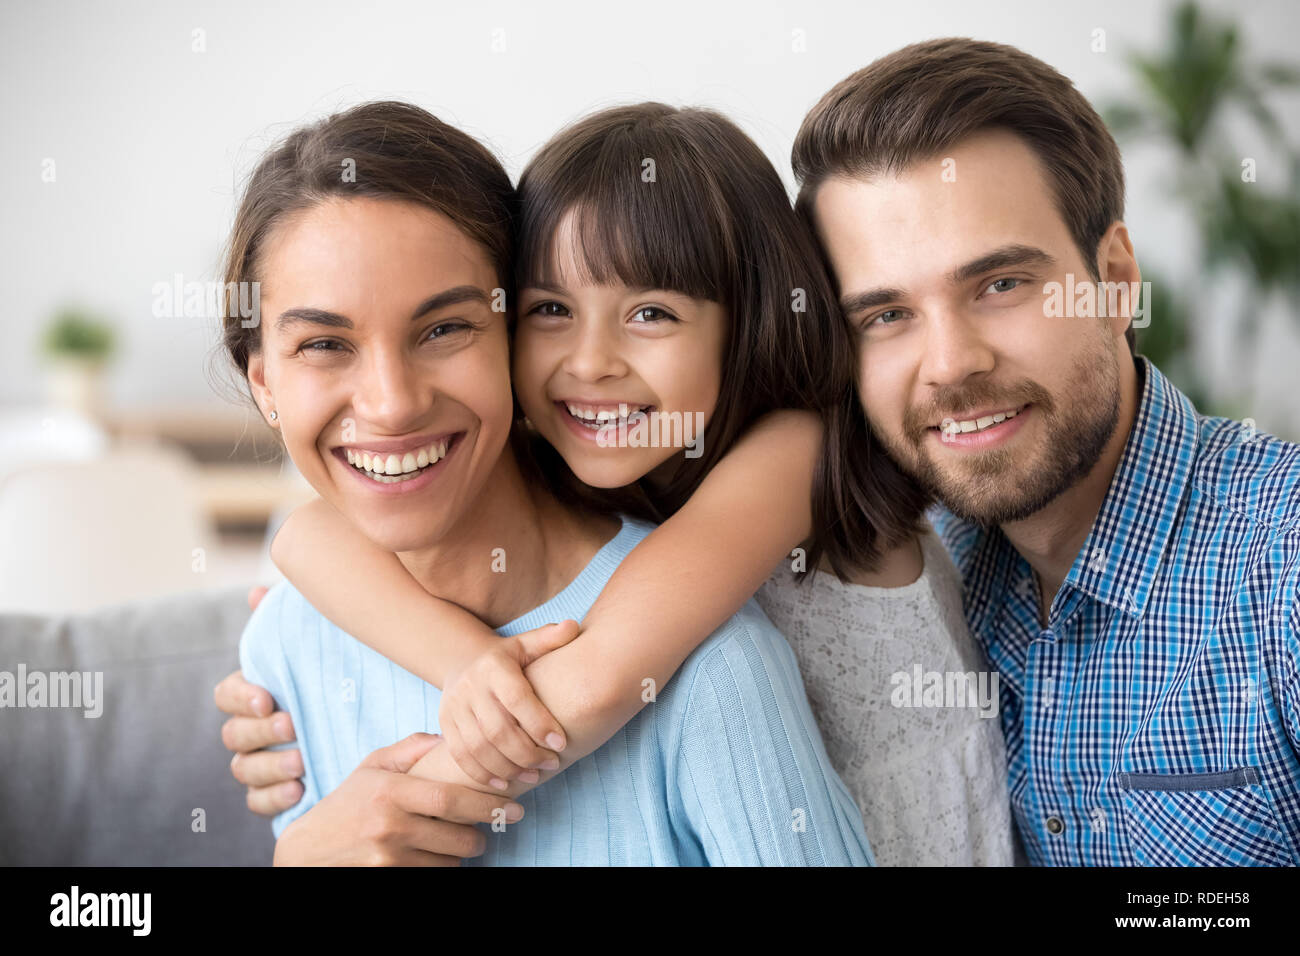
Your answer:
[932,357,1300,866]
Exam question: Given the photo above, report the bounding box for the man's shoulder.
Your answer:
[1192,415,1300,530]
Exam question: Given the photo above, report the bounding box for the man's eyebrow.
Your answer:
[947,245,1056,285]
[274,285,491,332]
[840,287,907,317]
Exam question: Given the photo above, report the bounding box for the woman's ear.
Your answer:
[246,352,277,426]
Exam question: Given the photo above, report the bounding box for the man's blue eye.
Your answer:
[987,277,1020,293]
[875,309,904,325]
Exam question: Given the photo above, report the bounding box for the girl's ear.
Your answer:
[246,352,277,426]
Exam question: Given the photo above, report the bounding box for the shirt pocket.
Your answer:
[1117,767,1293,866]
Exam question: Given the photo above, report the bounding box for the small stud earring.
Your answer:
[269,410,278,421]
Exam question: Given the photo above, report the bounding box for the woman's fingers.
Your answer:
[245,779,304,817]
[213,668,277,719]
[231,747,302,787]
[220,712,295,753]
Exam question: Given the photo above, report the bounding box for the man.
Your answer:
[792,37,1300,865]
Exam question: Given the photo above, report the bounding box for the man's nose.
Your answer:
[917,308,996,389]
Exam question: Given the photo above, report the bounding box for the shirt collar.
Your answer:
[1064,357,1199,618]
[962,357,1199,634]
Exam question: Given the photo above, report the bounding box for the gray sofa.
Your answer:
[0,586,275,865]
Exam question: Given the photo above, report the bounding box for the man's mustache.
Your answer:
[902,380,1055,446]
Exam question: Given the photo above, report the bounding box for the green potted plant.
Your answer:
[41,307,117,417]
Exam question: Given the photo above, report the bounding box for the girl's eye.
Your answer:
[985,277,1020,294]
[631,306,677,323]
[529,301,571,318]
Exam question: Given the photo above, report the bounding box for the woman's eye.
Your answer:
[425,322,469,341]
[631,306,676,323]
[985,277,1020,294]
[300,339,342,354]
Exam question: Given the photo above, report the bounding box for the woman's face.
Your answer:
[246,197,515,553]
[512,213,728,489]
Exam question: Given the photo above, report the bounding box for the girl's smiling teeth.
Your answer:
[559,400,653,430]
[343,437,451,483]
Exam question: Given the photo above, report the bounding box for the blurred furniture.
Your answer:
[0,444,217,615]
[0,585,274,865]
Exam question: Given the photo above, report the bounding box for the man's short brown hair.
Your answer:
[792,37,1136,353]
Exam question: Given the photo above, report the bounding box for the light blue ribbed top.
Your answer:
[239,515,875,865]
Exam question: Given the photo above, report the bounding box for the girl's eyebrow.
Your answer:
[274,285,490,332]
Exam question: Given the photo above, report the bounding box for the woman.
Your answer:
[221,100,1014,865]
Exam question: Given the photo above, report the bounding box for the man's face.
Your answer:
[810,128,1131,525]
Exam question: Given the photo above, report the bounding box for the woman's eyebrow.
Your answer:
[274,285,491,332]
[408,285,492,320]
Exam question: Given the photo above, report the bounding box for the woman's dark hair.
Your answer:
[515,102,928,577]
[219,100,518,382]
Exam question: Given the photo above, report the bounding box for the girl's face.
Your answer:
[246,197,516,553]
[512,213,728,489]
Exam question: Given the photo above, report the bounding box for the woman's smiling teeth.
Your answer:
[939,406,1021,436]
[562,401,652,430]
[345,438,449,483]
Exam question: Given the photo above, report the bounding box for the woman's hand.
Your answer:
[437,620,580,789]
[214,667,303,816]
[273,733,525,866]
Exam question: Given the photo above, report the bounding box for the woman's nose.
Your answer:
[350,349,429,431]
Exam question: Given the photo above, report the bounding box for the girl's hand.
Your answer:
[438,620,580,789]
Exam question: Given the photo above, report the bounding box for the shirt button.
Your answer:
[1045,815,1065,835]
[1038,629,1056,643]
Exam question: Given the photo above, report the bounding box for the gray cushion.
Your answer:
[0,586,275,865]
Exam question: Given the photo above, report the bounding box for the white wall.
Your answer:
[3,0,1297,430]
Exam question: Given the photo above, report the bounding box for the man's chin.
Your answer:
[920,458,1065,527]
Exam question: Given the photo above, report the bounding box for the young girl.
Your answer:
[251,103,1013,865]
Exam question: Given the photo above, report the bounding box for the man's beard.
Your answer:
[875,342,1121,527]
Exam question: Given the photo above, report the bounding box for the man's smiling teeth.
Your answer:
[940,407,1020,436]
[345,438,448,481]
[564,402,650,427]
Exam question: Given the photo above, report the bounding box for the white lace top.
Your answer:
[754,528,1017,866]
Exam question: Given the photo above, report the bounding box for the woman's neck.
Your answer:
[394,451,620,628]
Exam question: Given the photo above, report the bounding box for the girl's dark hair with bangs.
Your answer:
[512,102,928,579]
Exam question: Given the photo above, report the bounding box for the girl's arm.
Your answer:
[269,500,581,787]
[408,408,826,797]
